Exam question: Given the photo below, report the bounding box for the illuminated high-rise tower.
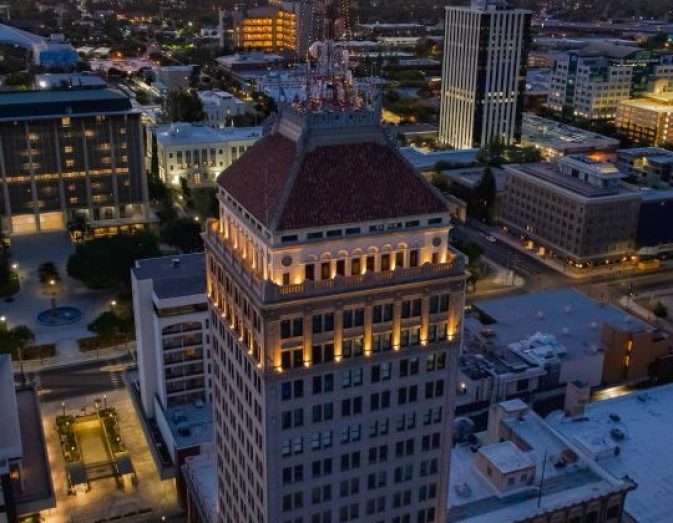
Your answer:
[439,0,531,150]
[205,40,466,523]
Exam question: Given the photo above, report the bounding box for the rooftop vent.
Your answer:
[562,327,570,336]
[564,305,572,313]
[172,257,181,268]
[537,311,545,319]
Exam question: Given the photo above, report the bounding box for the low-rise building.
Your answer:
[449,399,635,523]
[465,289,671,390]
[521,114,620,159]
[548,382,673,523]
[130,254,213,490]
[151,123,262,188]
[501,155,641,265]
[0,355,55,522]
[457,350,546,409]
[617,146,673,184]
[198,90,246,128]
[616,92,673,146]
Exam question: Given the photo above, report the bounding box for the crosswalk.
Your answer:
[22,372,42,390]
[110,371,126,388]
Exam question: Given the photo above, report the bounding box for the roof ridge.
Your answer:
[268,130,309,231]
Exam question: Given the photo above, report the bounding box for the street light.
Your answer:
[11,263,17,270]
[110,300,117,307]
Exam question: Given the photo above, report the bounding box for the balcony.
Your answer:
[204,220,466,304]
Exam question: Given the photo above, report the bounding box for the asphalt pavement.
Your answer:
[18,355,134,403]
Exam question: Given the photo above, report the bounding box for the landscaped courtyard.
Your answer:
[0,231,116,365]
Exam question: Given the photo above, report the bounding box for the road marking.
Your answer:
[23,373,41,390]
[110,372,125,387]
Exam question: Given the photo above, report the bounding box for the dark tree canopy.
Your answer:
[163,89,205,123]
[67,232,160,289]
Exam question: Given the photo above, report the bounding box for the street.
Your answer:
[19,355,134,403]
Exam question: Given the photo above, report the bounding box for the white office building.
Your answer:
[438,0,531,149]
[131,253,212,419]
[198,90,247,129]
[151,123,262,188]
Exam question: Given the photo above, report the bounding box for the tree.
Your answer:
[163,89,205,123]
[160,217,204,253]
[88,311,133,337]
[67,232,160,289]
[653,301,668,319]
[469,167,496,223]
[38,261,60,284]
[0,325,35,357]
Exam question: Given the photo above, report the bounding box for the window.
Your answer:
[343,337,364,359]
[313,313,335,334]
[343,308,364,329]
[312,374,334,394]
[381,253,390,271]
[410,250,419,267]
[282,408,304,429]
[281,379,303,400]
[308,231,324,240]
[345,227,360,235]
[372,333,392,352]
[372,304,393,324]
[401,299,421,318]
[342,368,363,388]
[366,255,375,272]
[280,318,303,339]
[395,251,404,268]
[351,258,361,275]
[321,262,331,280]
[311,403,333,422]
[336,259,345,276]
[305,264,315,281]
[281,348,304,369]
[312,343,334,364]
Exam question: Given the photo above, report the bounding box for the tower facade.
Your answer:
[205,91,466,522]
[438,0,531,150]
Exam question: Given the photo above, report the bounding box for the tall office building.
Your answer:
[438,0,531,150]
[204,54,466,523]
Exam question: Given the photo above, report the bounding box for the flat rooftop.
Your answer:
[0,355,22,463]
[620,92,673,112]
[469,289,648,363]
[14,388,55,512]
[0,87,133,120]
[478,441,535,474]
[548,383,673,522]
[399,146,478,171]
[183,451,217,523]
[449,405,628,523]
[522,114,619,151]
[508,162,634,198]
[132,253,206,300]
[154,123,262,147]
[164,401,213,450]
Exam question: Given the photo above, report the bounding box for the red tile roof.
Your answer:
[217,133,298,226]
[218,133,448,232]
[277,142,447,230]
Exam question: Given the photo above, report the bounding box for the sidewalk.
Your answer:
[488,228,642,280]
[15,342,136,374]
